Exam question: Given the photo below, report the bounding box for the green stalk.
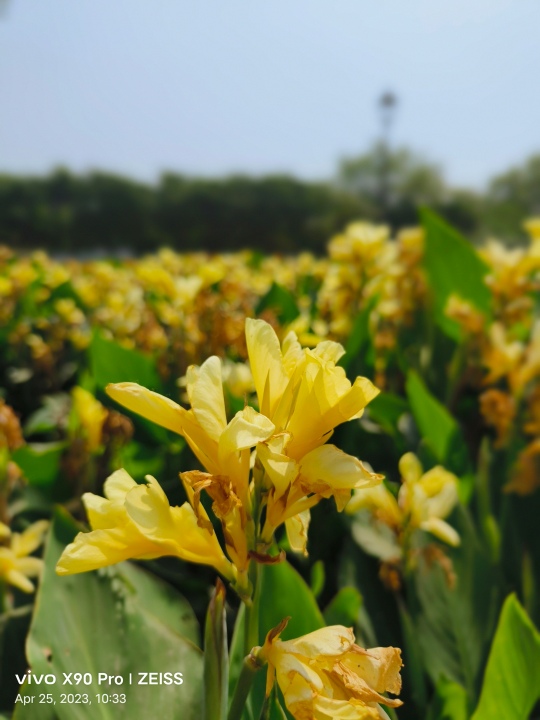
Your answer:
[244,561,261,655]
[227,654,262,720]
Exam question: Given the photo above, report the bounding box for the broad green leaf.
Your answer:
[255,283,299,324]
[323,587,362,628]
[90,333,169,443]
[89,333,161,391]
[472,594,540,720]
[406,371,458,462]
[258,561,325,640]
[414,506,498,701]
[14,509,203,720]
[12,442,66,487]
[421,209,491,339]
[406,371,472,499]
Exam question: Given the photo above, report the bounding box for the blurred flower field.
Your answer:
[1,210,540,720]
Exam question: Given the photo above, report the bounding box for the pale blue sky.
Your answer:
[1,0,539,188]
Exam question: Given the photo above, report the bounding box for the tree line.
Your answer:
[1,146,539,255]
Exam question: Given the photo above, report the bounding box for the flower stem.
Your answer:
[244,561,261,655]
[227,654,261,720]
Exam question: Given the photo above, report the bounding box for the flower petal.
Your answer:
[106,382,185,435]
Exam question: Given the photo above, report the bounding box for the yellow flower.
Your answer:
[71,387,108,452]
[245,318,379,460]
[328,222,390,263]
[347,453,460,551]
[106,358,279,591]
[258,620,402,720]
[258,434,382,553]
[56,469,234,581]
[107,357,275,508]
[0,520,49,593]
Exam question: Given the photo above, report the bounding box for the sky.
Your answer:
[1,0,539,189]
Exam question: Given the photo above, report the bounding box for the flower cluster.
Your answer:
[56,319,382,599]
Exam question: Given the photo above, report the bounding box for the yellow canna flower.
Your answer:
[0,520,49,593]
[258,434,382,553]
[347,453,460,555]
[245,318,379,460]
[71,386,108,452]
[258,620,402,720]
[56,469,234,582]
[107,320,382,567]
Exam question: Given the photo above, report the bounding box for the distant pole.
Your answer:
[377,91,398,219]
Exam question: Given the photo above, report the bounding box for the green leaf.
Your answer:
[399,601,428,715]
[413,506,498,701]
[258,562,325,640]
[339,297,377,375]
[427,678,469,720]
[367,392,409,437]
[14,509,203,720]
[405,371,472,499]
[472,594,540,720]
[90,333,169,443]
[421,209,491,339]
[310,560,325,599]
[204,581,228,720]
[90,333,161,390]
[255,283,299,325]
[323,587,362,627]
[12,442,66,487]
[406,371,458,462]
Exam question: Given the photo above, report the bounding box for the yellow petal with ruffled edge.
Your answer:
[260,622,402,720]
[125,476,234,577]
[56,470,234,580]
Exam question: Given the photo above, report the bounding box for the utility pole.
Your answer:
[377,91,398,219]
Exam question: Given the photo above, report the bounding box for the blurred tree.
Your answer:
[336,143,448,227]
[483,154,540,243]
